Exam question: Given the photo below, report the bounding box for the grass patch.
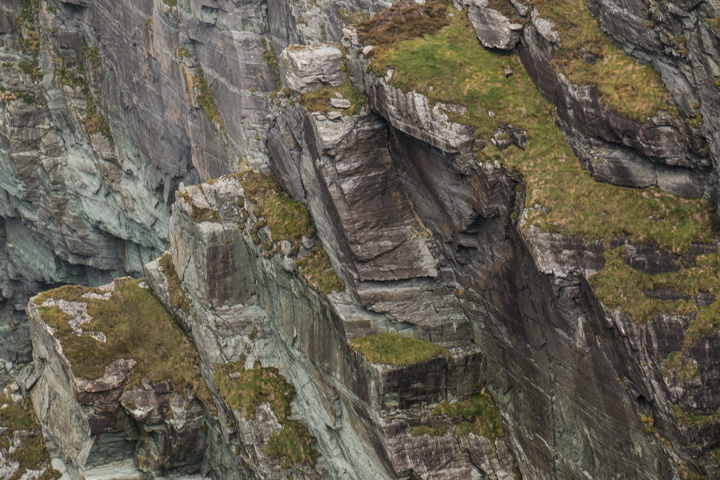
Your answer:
[299,76,367,116]
[56,46,113,142]
[214,358,319,467]
[0,85,37,105]
[410,424,448,438]
[433,388,504,440]
[533,0,677,122]
[241,172,316,246]
[16,1,41,82]
[350,333,449,366]
[177,190,222,223]
[0,391,60,480]
[366,5,714,251]
[193,66,226,132]
[159,253,191,315]
[33,279,213,407]
[641,414,656,434]
[297,246,345,294]
[261,38,280,89]
[590,248,720,348]
[672,404,719,428]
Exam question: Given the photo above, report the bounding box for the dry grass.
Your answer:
[299,76,367,116]
[356,0,449,46]
[350,333,449,365]
[34,279,213,407]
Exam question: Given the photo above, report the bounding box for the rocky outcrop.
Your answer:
[4,0,720,479]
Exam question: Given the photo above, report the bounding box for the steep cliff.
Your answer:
[2,0,720,478]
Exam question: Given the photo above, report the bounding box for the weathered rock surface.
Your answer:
[4,0,720,479]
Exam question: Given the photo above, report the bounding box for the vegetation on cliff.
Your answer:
[350,333,450,366]
[33,279,213,406]
[0,390,60,480]
[358,0,717,351]
[299,76,367,116]
[159,253,192,315]
[412,388,505,440]
[214,358,320,467]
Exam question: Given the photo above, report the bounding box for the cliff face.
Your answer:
[2,0,720,478]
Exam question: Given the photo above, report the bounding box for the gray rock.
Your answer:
[468,5,523,50]
[330,98,352,109]
[279,45,346,93]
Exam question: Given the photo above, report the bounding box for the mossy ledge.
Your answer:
[159,252,191,315]
[214,357,320,467]
[237,172,345,294]
[0,389,60,480]
[350,333,450,366]
[32,278,213,406]
[432,388,505,440]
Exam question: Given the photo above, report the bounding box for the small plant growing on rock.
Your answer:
[350,333,449,366]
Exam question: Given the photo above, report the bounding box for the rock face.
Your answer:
[3,0,720,479]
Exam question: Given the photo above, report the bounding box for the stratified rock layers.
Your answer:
[2,0,720,479]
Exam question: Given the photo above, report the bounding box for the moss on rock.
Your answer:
[350,333,449,366]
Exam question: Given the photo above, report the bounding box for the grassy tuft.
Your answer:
[356,0,449,47]
[0,85,37,105]
[663,351,699,382]
[214,359,320,467]
[264,420,320,468]
[533,0,677,122]
[34,279,213,407]
[350,333,449,366]
[0,391,61,480]
[241,172,316,246]
[672,404,719,427]
[296,246,345,294]
[159,253,191,315]
[432,389,504,440]
[193,66,225,132]
[590,247,720,351]
[299,76,367,116]
[177,190,223,223]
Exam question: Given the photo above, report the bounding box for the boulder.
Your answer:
[279,45,346,93]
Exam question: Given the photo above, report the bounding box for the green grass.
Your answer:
[350,333,450,366]
[296,246,345,294]
[16,2,41,82]
[299,76,367,116]
[56,47,113,142]
[0,391,60,480]
[663,351,699,382]
[214,358,319,467]
[240,172,316,246]
[590,248,720,348]
[33,279,213,407]
[432,388,504,440]
[365,4,714,252]
[672,404,719,428]
[159,253,191,315]
[193,66,226,132]
[176,190,222,223]
[0,85,37,104]
[532,0,677,122]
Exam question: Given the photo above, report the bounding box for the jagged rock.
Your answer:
[279,45,346,93]
[468,2,523,50]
